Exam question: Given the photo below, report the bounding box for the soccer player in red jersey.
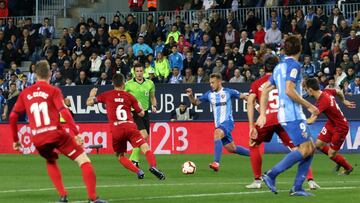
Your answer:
[9,61,107,203]
[247,56,319,189]
[305,78,354,175]
[86,73,165,180]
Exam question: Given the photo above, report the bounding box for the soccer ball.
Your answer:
[182,161,196,174]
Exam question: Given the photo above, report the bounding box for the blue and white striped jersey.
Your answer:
[269,57,306,123]
[199,88,240,127]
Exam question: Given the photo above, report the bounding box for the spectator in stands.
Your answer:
[329,43,343,67]
[244,46,256,65]
[61,60,75,82]
[76,70,92,85]
[202,22,217,44]
[2,41,19,67]
[95,72,111,86]
[39,17,55,39]
[226,11,239,31]
[229,68,244,83]
[4,18,19,42]
[52,71,65,86]
[170,102,197,121]
[195,67,209,83]
[242,10,260,37]
[222,59,236,81]
[223,24,239,47]
[27,63,36,84]
[169,45,183,71]
[266,10,280,30]
[18,28,36,61]
[250,56,262,78]
[327,7,345,28]
[166,25,181,44]
[6,82,19,117]
[320,55,335,78]
[254,24,265,47]
[0,0,8,18]
[190,23,203,50]
[155,52,170,82]
[347,76,360,95]
[339,20,351,39]
[0,76,7,92]
[94,27,109,53]
[113,56,129,77]
[0,88,7,122]
[340,53,353,71]
[174,16,185,34]
[295,9,306,31]
[334,67,347,89]
[316,7,328,25]
[352,54,360,74]
[128,0,144,12]
[65,78,76,86]
[132,36,153,57]
[244,69,255,83]
[280,8,292,34]
[239,31,252,55]
[347,30,360,57]
[265,21,282,49]
[169,67,183,84]
[89,52,102,80]
[183,51,197,74]
[177,35,190,53]
[19,75,31,91]
[212,58,225,74]
[183,68,195,83]
[302,55,317,77]
[346,67,356,83]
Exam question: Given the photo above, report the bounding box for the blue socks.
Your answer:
[235,146,250,156]
[267,150,303,178]
[214,140,222,163]
[294,155,314,191]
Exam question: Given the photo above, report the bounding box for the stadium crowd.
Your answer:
[1,2,360,121]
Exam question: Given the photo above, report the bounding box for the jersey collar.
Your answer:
[133,77,146,85]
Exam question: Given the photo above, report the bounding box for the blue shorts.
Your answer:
[281,120,313,146]
[217,121,234,145]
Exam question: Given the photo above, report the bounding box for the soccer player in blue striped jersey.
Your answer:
[186,73,249,171]
[256,36,319,196]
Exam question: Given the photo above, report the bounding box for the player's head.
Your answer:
[112,73,125,88]
[284,36,302,57]
[264,55,279,73]
[209,73,222,91]
[133,63,144,79]
[35,60,51,81]
[304,78,320,96]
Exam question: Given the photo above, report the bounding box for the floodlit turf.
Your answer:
[0,154,359,203]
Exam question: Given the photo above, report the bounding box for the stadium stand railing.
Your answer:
[81,3,360,26]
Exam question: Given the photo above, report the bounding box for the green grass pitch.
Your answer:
[0,154,359,203]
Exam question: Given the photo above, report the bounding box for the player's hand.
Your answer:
[89,88,98,97]
[13,142,21,151]
[307,104,319,116]
[343,100,356,109]
[75,135,84,146]
[249,126,258,140]
[151,105,157,113]
[186,88,193,97]
[256,115,266,128]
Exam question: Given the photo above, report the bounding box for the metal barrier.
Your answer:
[0,16,56,27]
[81,3,360,27]
[36,0,79,20]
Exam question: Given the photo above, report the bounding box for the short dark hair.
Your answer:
[112,73,125,87]
[264,56,279,72]
[133,63,144,70]
[35,60,50,79]
[284,36,302,56]
[210,73,222,80]
[305,78,320,91]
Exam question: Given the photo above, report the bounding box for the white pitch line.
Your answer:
[69,186,360,203]
[1,180,360,194]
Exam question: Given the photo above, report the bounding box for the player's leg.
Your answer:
[130,112,149,166]
[37,143,68,200]
[316,125,353,173]
[221,127,249,156]
[209,128,225,171]
[264,120,315,195]
[56,132,103,202]
[139,143,166,180]
[276,125,320,190]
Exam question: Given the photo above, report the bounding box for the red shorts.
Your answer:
[317,121,349,151]
[111,123,146,153]
[33,129,84,161]
[253,124,295,148]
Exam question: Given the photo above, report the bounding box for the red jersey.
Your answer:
[12,81,67,133]
[96,90,142,125]
[316,89,348,131]
[249,74,279,127]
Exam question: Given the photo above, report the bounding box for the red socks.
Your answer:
[306,168,314,180]
[119,156,140,173]
[320,146,352,170]
[46,160,67,196]
[80,162,97,200]
[145,150,157,168]
[249,146,262,180]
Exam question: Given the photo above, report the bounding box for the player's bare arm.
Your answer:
[286,81,319,115]
[186,88,201,106]
[86,88,98,106]
[256,81,274,128]
[335,89,356,109]
[247,93,258,140]
[2,104,8,120]
[240,94,248,100]
[306,114,318,125]
[150,91,157,113]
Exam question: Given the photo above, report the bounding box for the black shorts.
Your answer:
[132,111,150,134]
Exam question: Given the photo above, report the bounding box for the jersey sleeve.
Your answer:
[229,88,241,99]
[198,91,210,103]
[316,96,329,114]
[269,75,276,86]
[11,93,25,115]
[286,62,301,83]
[149,80,155,95]
[96,93,105,103]
[53,88,67,111]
